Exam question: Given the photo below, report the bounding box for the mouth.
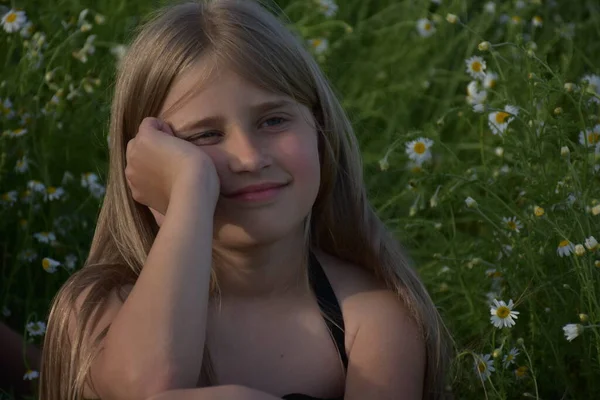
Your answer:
[224,183,290,202]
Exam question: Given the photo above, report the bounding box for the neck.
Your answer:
[211,225,311,299]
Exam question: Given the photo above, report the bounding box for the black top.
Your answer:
[281,251,347,400]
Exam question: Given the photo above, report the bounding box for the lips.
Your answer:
[224,182,289,198]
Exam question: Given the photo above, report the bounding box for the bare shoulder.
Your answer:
[313,250,419,353]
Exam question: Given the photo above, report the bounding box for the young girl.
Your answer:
[40,1,451,399]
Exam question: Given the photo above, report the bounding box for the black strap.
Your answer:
[307,251,348,372]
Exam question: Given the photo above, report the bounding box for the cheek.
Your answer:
[275,133,320,188]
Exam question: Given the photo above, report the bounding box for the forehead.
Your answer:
[159,62,294,120]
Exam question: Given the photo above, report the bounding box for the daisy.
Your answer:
[466,81,488,111]
[26,321,46,336]
[488,105,519,135]
[34,231,56,244]
[27,180,45,193]
[23,369,39,380]
[532,15,543,28]
[45,186,65,202]
[557,240,575,257]
[89,182,106,199]
[405,137,434,165]
[579,125,600,147]
[484,2,496,14]
[581,74,600,104]
[42,257,60,273]
[465,56,486,80]
[474,353,495,381]
[308,38,328,55]
[483,72,499,89]
[503,347,519,368]
[20,21,34,38]
[15,155,29,173]
[490,299,520,328]
[1,191,18,206]
[416,18,436,38]
[563,323,583,341]
[1,9,28,33]
[64,254,78,270]
[1,98,15,119]
[502,216,523,233]
[585,236,598,251]
[316,0,339,18]
[515,366,528,379]
[110,44,128,62]
[11,128,28,137]
[18,249,37,262]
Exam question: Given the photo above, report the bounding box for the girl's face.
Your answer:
[155,65,321,246]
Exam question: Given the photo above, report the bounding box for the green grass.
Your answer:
[1,0,599,398]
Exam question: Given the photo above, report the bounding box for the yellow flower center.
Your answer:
[42,259,51,270]
[507,221,517,230]
[506,354,514,362]
[477,361,487,373]
[534,206,544,216]
[47,187,56,194]
[495,112,510,124]
[512,16,521,24]
[1,193,9,201]
[586,132,600,144]
[515,366,528,377]
[488,79,497,88]
[559,239,570,247]
[496,306,510,318]
[424,23,431,31]
[312,39,322,48]
[413,142,426,154]
[6,13,17,23]
[472,62,482,72]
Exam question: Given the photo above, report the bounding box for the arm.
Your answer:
[146,385,282,400]
[343,290,425,400]
[90,177,216,400]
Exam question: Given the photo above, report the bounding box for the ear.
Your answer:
[149,207,165,227]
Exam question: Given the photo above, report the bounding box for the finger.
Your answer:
[156,119,174,136]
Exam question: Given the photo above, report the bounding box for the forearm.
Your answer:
[146,385,283,400]
[101,182,215,398]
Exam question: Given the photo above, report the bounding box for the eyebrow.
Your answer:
[175,99,295,134]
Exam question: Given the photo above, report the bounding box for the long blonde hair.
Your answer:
[39,1,451,399]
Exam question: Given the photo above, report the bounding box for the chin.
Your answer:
[212,217,305,248]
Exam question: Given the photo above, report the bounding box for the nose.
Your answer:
[226,128,272,173]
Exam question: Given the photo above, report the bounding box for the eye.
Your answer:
[186,131,222,142]
[261,116,287,128]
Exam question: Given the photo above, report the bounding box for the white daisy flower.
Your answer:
[465,56,486,80]
[15,155,29,173]
[581,74,600,104]
[1,191,18,206]
[474,353,495,380]
[466,81,488,111]
[483,72,499,89]
[405,137,434,165]
[1,97,15,119]
[89,182,106,199]
[64,254,78,270]
[26,321,46,336]
[532,15,543,28]
[20,21,34,38]
[1,9,28,33]
[579,125,600,147]
[11,128,28,137]
[34,231,56,244]
[490,299,520,329]
[557,240,575,257]
[416,18,436,38]
[18,249,37,262]
[27,180,45,193]
[81,172,99,187]
[42,257,60,273]
[585,236,598,251]
[308,38,328,55]
[44,186,65,202]
[488,105,519,135]
[503,347,519,368]
[502,216,523,233]
[484,2,496,13]
[563,323,583,341]
[110,44,128,62]
[23,369,39,380]
[316,0,339,18]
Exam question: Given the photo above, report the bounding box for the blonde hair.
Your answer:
[39,1,451,399]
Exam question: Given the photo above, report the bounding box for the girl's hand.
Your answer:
[125,117,220,216]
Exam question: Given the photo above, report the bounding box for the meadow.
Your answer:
[1,0,599,398]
